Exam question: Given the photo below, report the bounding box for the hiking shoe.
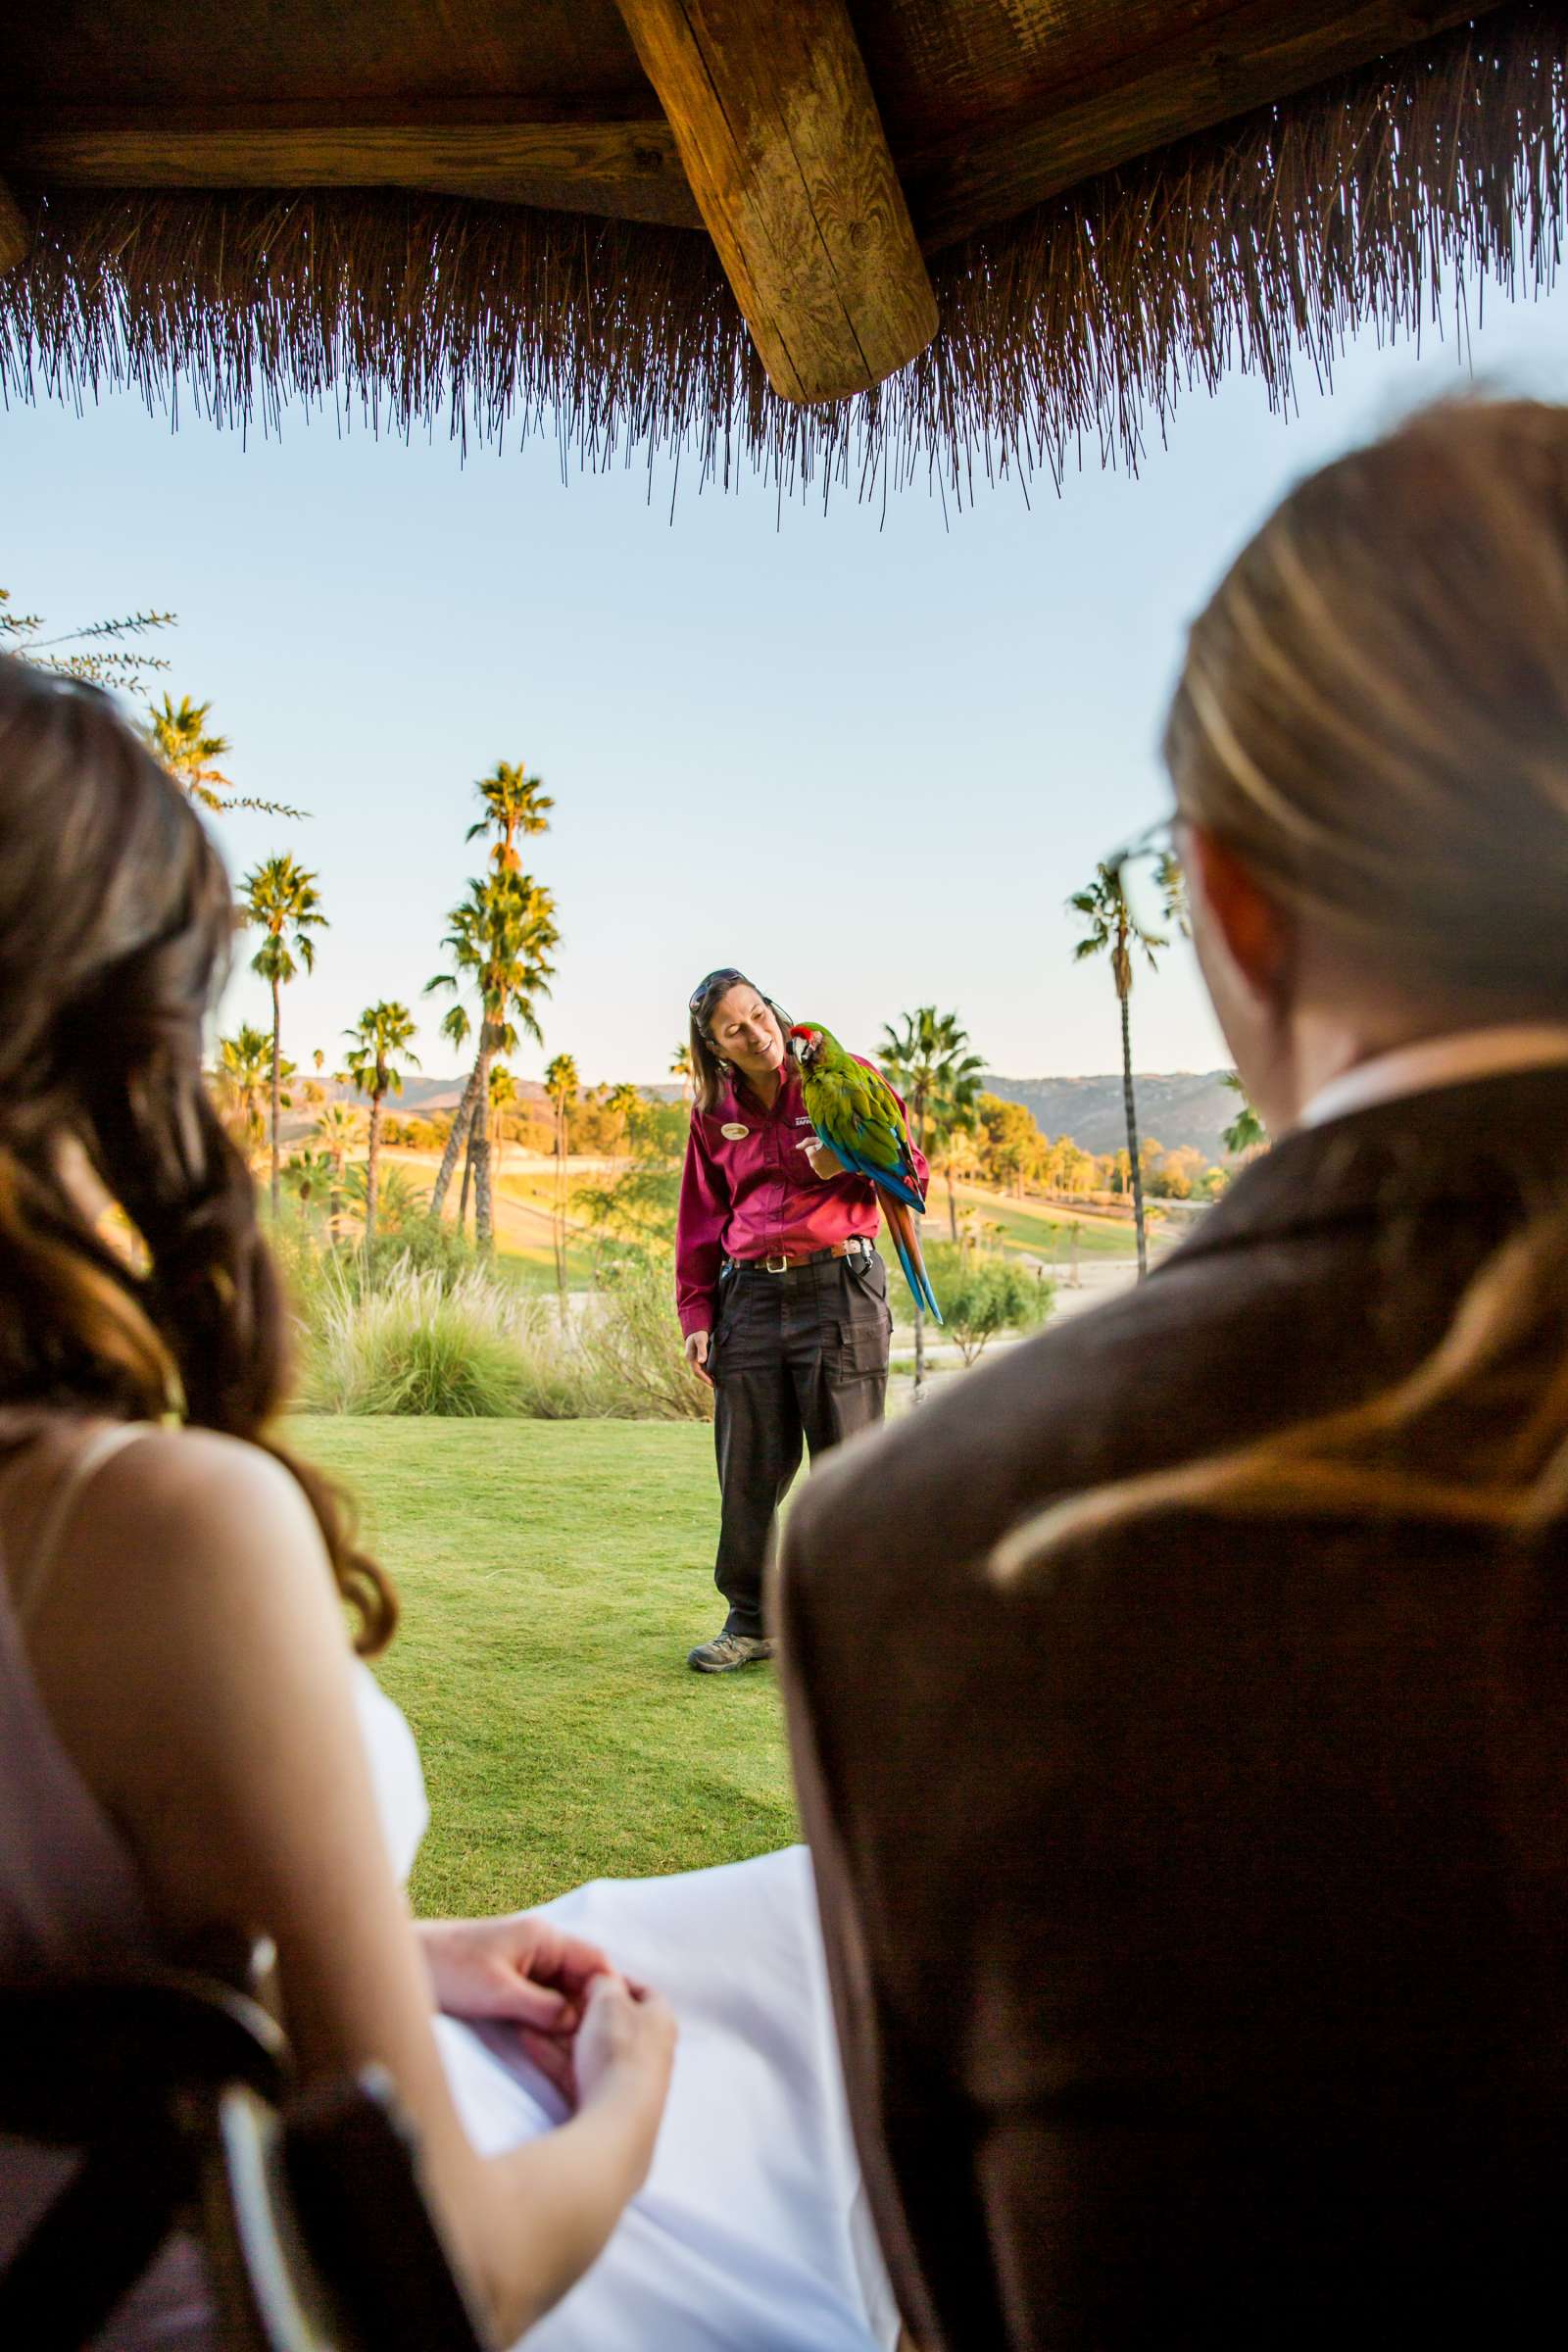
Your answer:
[687,1631,774,1674]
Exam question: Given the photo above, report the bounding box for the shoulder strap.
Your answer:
[12,1422,155,1629]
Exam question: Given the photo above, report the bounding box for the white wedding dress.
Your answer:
[358,1671,899,2351]
[0,1518,897,2352]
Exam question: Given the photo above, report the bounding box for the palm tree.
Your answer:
[669,1043,695,1102]
[243,854,327,1218]
[1069,860,1170,1278]
[606,1081,641,1169]
[431,1003,479,1237]
[344,1001,420,1251]
[879,1007,987,1246]
[489,1063,516,1182]
[425,870,558,1249]
[878,1007,986,1391]
[426,894,499,1226]
[281,1149,335,1222]
[143,693,306,819]
[457,1110,479,1239]
[544,1053,579,1308]
[344,1159,426,1238]
[313,1102,366,1231]
[466,761,554,873]
[145,694,232,808]
[435,759,555,1244]
[214,1024,273,1155]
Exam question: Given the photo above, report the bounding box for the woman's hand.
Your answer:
[684,1329,713,1387]
[570,1972,677,2184]
[802,1137,839,1181]
[417,1912,612,2035]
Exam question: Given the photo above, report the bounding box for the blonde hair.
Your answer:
[1000,400,1568,1580]
[1168,399,1568,999]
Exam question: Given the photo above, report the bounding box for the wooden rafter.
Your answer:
[2,106,702,230]
[613,0,938,404]
[906,0,1512,251]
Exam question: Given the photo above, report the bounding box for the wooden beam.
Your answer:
[613,0,938,404]
[0,172,26,272]
[1,107,704,231]
[908,0,1510,252]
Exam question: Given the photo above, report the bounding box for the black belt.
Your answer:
[722,1238,875,1277]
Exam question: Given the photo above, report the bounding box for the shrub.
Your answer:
[922,1243,1054,1366]
[356,1213,477,1295]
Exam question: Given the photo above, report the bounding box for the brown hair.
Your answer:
[686,968,792,1117]
[999,399,1568,1577]
[0,658,395,1652]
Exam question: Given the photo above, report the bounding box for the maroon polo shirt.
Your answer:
[675,1060,928,1339]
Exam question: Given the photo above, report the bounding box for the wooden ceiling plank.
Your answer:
[0,174,25,272]
[4,116,704,228]
[909,0,1511,252]
[612,0,937,404]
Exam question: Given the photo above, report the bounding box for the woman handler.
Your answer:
[676,968,927,1674]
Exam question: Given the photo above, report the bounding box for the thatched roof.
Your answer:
[1,4,1562,495]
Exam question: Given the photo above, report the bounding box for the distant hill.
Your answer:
[337,1072,549,1112]
[304,1067,1235,1158]
[983,1071,1239,1163]
[365,1070,1238,1157]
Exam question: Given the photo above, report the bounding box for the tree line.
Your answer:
[8,583,1266,1300]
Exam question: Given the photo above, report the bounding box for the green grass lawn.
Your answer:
[945,1183,1161,1258]
[494,1245,600,1294]
[287,1417,795,1919]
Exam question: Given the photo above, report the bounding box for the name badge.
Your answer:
[720,1122,750,1141]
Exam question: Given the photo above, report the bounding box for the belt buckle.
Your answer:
[764,1251,790,1274]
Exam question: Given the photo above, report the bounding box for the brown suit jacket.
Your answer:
[777,1069,1568,2349]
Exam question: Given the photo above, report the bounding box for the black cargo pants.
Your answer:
[709,1247,893,1638]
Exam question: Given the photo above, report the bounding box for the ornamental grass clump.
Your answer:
[302,1258,543,1417]
[293,1247,712,1420]
[577,1255,716,1423]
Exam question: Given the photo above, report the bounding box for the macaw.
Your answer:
[786,1022,941,1322]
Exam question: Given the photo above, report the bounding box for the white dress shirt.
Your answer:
[1298,1024,1568,1132]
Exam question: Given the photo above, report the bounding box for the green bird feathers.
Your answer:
[785,1022,941,1320]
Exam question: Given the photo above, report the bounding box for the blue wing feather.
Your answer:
[819,1136,924,1214]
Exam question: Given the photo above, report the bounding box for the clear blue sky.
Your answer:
[6,274,1567,1089]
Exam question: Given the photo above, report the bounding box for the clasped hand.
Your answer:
[416,1913,671,2112]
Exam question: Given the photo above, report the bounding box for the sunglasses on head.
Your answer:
[689,967,747,1013]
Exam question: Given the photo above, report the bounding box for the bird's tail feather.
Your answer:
[881,1191,943,1324]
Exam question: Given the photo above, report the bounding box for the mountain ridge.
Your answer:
[319,1068,1241,1161]
[981,1070,1238,1162]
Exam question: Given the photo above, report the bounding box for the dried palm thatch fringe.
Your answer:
[0,6,1563,500]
